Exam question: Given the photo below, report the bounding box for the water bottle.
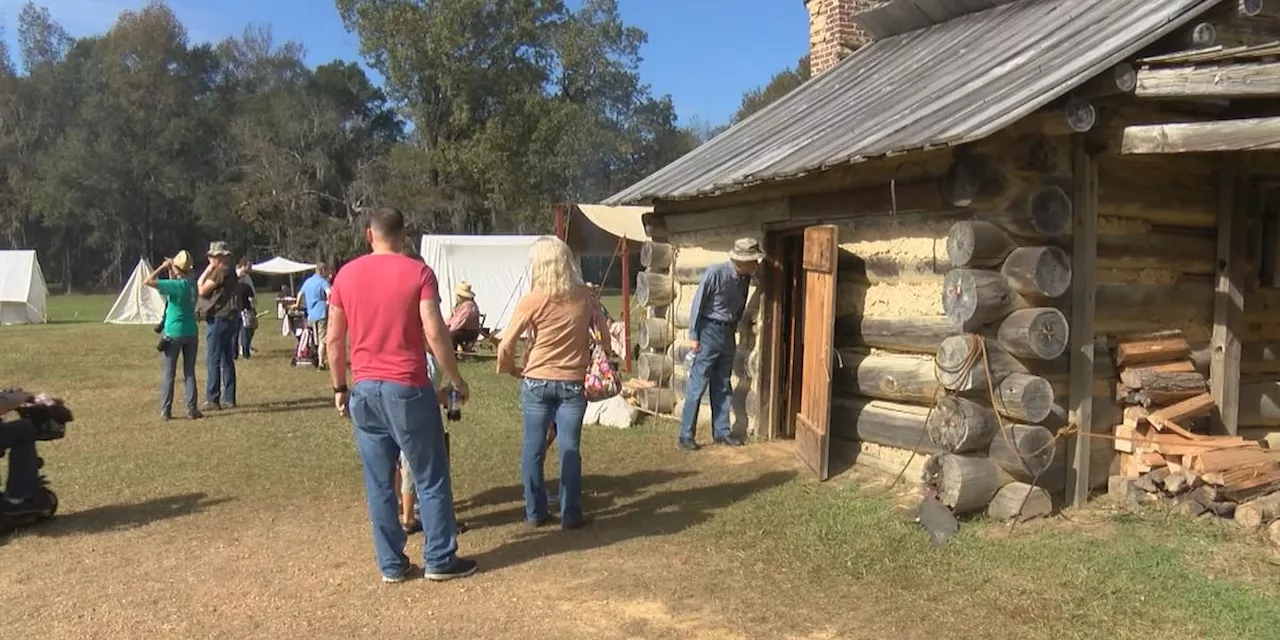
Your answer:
[685,350,696,365]
[446,387,462,422]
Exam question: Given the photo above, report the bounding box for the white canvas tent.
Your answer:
[104,258,166,325]
[250,257,315,275]
[419,235,540,332]
[0,250,48,325]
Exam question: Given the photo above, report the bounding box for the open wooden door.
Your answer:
[794,224,838,480]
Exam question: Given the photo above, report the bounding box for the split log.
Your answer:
[993,184,1073,239]
[923,454,1009,514]
[1114,335,1192,366]
[833,351,940,404]
[942,269,1027,328]
[987,482,1053,521]
[635,271,673,307]
[638,388,677,414]
[640,242,673,271]
[1118,368,1207,394]
[833,315,957,353]
[925,396,999,453]
[635,353,674,384]
[988,424,1057,482]
[997,308,1070,360]
[946,220,1017,268]
[992,373,1056,424]
[638,318,673,350]
[1000,247,1071,298]
[830,397,941,453]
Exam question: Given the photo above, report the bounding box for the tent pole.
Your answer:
[621,236,632,374]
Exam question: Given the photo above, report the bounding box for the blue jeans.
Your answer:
[204,317,238,406]
[680,321,735,442]
[161,335,198,415]
[520,378,587,526]
[239,324,255,359]
[350,380,459,576]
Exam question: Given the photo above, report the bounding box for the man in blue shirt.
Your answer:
[679,238,764,450]
[296,263,333,370]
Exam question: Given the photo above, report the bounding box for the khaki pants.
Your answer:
[314,318,328,366]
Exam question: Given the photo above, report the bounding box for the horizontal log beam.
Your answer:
[831,396,942,454]
[833,315,957,353]
[1122,117,1280,155]
[1136,60,1280,100]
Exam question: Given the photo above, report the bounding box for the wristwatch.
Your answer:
[333,385,349,394]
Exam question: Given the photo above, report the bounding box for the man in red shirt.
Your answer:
[326,207,477,583]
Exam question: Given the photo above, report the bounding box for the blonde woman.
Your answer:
[498,236,613,529]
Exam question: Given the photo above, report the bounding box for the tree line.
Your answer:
[0,1,811,292]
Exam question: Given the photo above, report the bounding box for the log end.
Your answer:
[1027,185,1073,238]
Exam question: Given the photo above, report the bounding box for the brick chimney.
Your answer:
[805,0,887,75]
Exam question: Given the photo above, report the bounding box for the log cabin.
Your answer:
[602,0,1280,511]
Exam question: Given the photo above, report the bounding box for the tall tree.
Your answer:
[733,54,811,124]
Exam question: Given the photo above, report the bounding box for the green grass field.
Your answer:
[3,294,1280,639]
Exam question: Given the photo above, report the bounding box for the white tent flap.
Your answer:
[105,258,166,325]
[0,250,48,325]
[574,204,652,242]
[419,235,540,332]
[251,257,315,275]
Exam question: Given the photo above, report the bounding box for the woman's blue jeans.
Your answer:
[520,378,587,526]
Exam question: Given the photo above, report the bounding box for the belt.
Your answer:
[703,317,735,326]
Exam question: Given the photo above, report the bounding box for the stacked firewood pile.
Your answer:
[1110,331,1280,532]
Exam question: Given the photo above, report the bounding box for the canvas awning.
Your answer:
[251,257,315,275]
[564,204,652,256]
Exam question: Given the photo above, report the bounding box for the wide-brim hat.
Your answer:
[455,282,475,299]
[206,241,231,257]
[171,250,193,273]
[729,238,765,262]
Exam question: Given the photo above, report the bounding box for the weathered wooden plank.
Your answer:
[1212,162,1247,435]
[1122,117,1280,154]
[1068,138,1097,508]
[1136,60,1280,99]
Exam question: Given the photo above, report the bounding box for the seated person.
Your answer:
[446,282,482,350]
[0,389,51,515]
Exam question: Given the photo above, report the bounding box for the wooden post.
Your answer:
[1067,136,1097,507]
[1211,159,1247,435]
[620,235,632,374]
[555,203,567,239]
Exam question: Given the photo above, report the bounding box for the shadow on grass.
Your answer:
[466,469,796,572]
[229,397,332,416]
[4,493,232,541]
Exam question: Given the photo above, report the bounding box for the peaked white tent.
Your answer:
[250,257,315,275]
[104,258,166,325]
[0,250,48,325]
[419,235,540,332]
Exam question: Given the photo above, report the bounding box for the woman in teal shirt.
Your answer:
[144,251,202,421]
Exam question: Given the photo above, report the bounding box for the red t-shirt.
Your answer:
[329,253,439,387]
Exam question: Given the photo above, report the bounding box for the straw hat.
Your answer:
[729,238,765,263]
[171,250,193,273]
[455,282,475,299]
[206,241,231,257]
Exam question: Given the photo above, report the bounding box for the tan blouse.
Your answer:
[498,286,609,382]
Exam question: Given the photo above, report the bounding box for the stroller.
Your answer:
[288,309,318,367]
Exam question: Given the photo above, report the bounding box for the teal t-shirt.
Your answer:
[156,278,198,338]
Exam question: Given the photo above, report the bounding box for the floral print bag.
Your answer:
[584,300,621,402]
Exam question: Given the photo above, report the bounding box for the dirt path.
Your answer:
[0,444,905,640]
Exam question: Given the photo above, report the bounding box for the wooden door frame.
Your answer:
[762,227,808,441]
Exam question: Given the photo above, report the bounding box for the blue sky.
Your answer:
[0,0,810,125]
